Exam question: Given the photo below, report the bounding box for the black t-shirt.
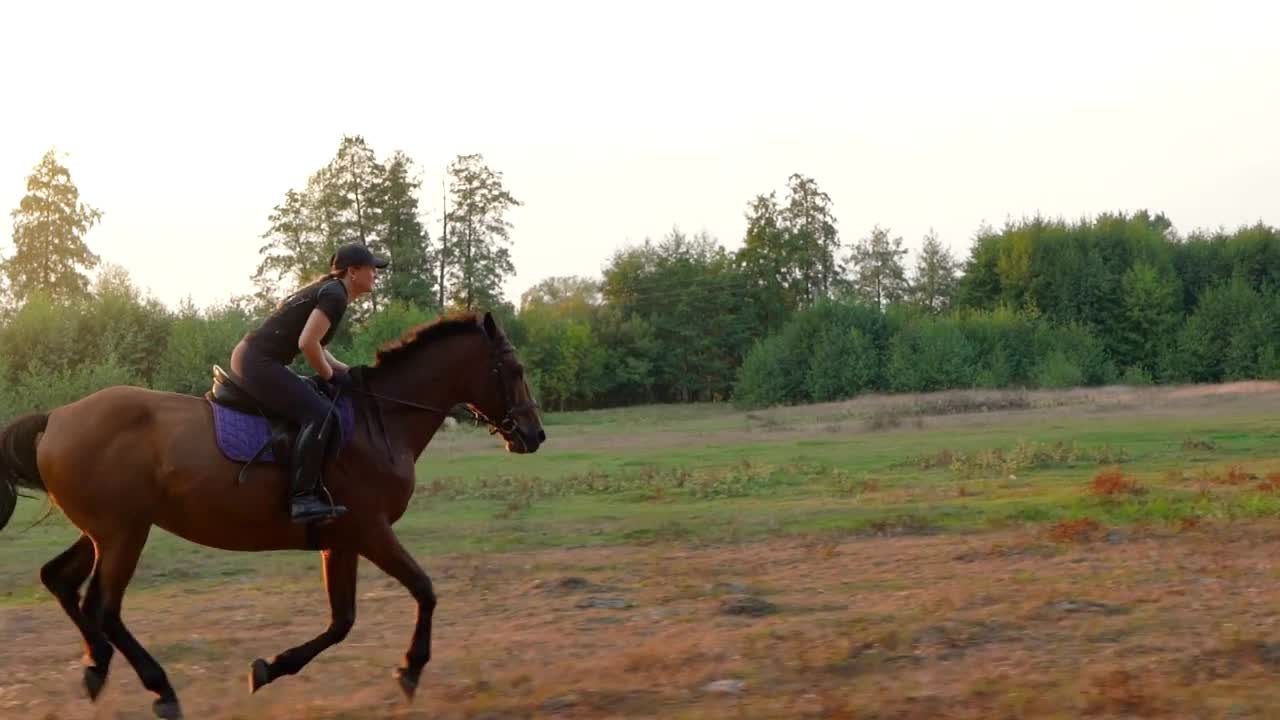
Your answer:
[244,278,348,363]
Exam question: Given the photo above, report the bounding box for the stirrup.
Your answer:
[289,493,347,523]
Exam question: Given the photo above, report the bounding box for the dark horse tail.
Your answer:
[0,413,48,531]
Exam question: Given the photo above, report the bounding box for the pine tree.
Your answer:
[444,154,521,310]
[5,149,103,304]
[847,225,909,310]
[780,173,841,303]
[910,229,958,313]
[372,151,435,308]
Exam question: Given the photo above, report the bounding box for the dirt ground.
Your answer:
[6,520,1280,719]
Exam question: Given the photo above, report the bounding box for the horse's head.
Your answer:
[464,312,546,454]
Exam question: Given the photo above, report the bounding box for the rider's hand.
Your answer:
[327,369,353,388]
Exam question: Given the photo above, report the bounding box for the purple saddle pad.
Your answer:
[208,397,356,463]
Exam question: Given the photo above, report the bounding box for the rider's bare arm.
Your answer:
[298,309,334,380]
[324,348,349,374]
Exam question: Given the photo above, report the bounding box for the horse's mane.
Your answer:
[371,311,483,369]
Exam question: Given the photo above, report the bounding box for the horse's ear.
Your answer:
[482,311,500,339]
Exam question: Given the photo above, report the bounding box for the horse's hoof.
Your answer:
[249,658,271,693]
[153,698,183,719]
[83,665,107,701]
[394,667,418,702]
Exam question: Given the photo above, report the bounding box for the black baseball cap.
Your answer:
[331,243,389,270]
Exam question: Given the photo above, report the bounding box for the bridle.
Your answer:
[352,334,537,442]
[467,337,539,437]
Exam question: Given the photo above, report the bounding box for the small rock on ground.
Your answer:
[1044,599,1130,615]
[708,581,749,595]
[704,679,746,694]
[541,693,581,713]
[575,596,632,609]
[544,576,612,596]
[719,595,777,617]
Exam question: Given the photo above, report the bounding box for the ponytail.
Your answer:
[326,253,348,279]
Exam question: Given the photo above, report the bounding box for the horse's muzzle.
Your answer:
[506,426,545,454]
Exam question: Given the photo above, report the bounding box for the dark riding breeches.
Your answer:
[230,340,333,428]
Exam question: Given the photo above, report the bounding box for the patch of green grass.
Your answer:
[541,402,739,432]
[4,397,1280,604]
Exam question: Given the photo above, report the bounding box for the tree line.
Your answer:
[252,136,520,315]
[3,144,1279,419]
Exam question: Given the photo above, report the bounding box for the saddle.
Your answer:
[205,365,340,483]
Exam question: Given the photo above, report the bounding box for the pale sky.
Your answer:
[1,0,1276,311]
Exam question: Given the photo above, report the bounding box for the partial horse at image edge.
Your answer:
[0,411,49,530]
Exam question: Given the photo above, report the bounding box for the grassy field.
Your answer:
[3,381,1280,718]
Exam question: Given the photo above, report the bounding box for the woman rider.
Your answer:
[230,243,387,523]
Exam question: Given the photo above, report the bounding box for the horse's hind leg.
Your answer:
[39,534,114,700]
[249,548,358,692]
[88,528,183,720]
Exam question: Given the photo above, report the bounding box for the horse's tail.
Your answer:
[0,413,48,532]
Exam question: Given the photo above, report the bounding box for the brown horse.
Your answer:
[0,310,544,719]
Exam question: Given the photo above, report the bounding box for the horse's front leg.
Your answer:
[359,523,436,701]
[249,548,358,692]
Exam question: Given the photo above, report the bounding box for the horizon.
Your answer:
[2,0,1276,312]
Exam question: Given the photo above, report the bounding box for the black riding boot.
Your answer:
[288,420,347,523]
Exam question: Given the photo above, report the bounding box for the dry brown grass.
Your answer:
[1082,669,1170,717]
[8,522,1280,718]
[1048,517,1103,543]
[1090,466,1142,497]
[1197,464,1258,486]
[1257,472,1280,493]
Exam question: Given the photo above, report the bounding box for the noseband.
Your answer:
[468,338,539,438]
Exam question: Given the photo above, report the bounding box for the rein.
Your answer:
[344,384,444,464]
[353,388,449,416]
[351,387,533,437]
